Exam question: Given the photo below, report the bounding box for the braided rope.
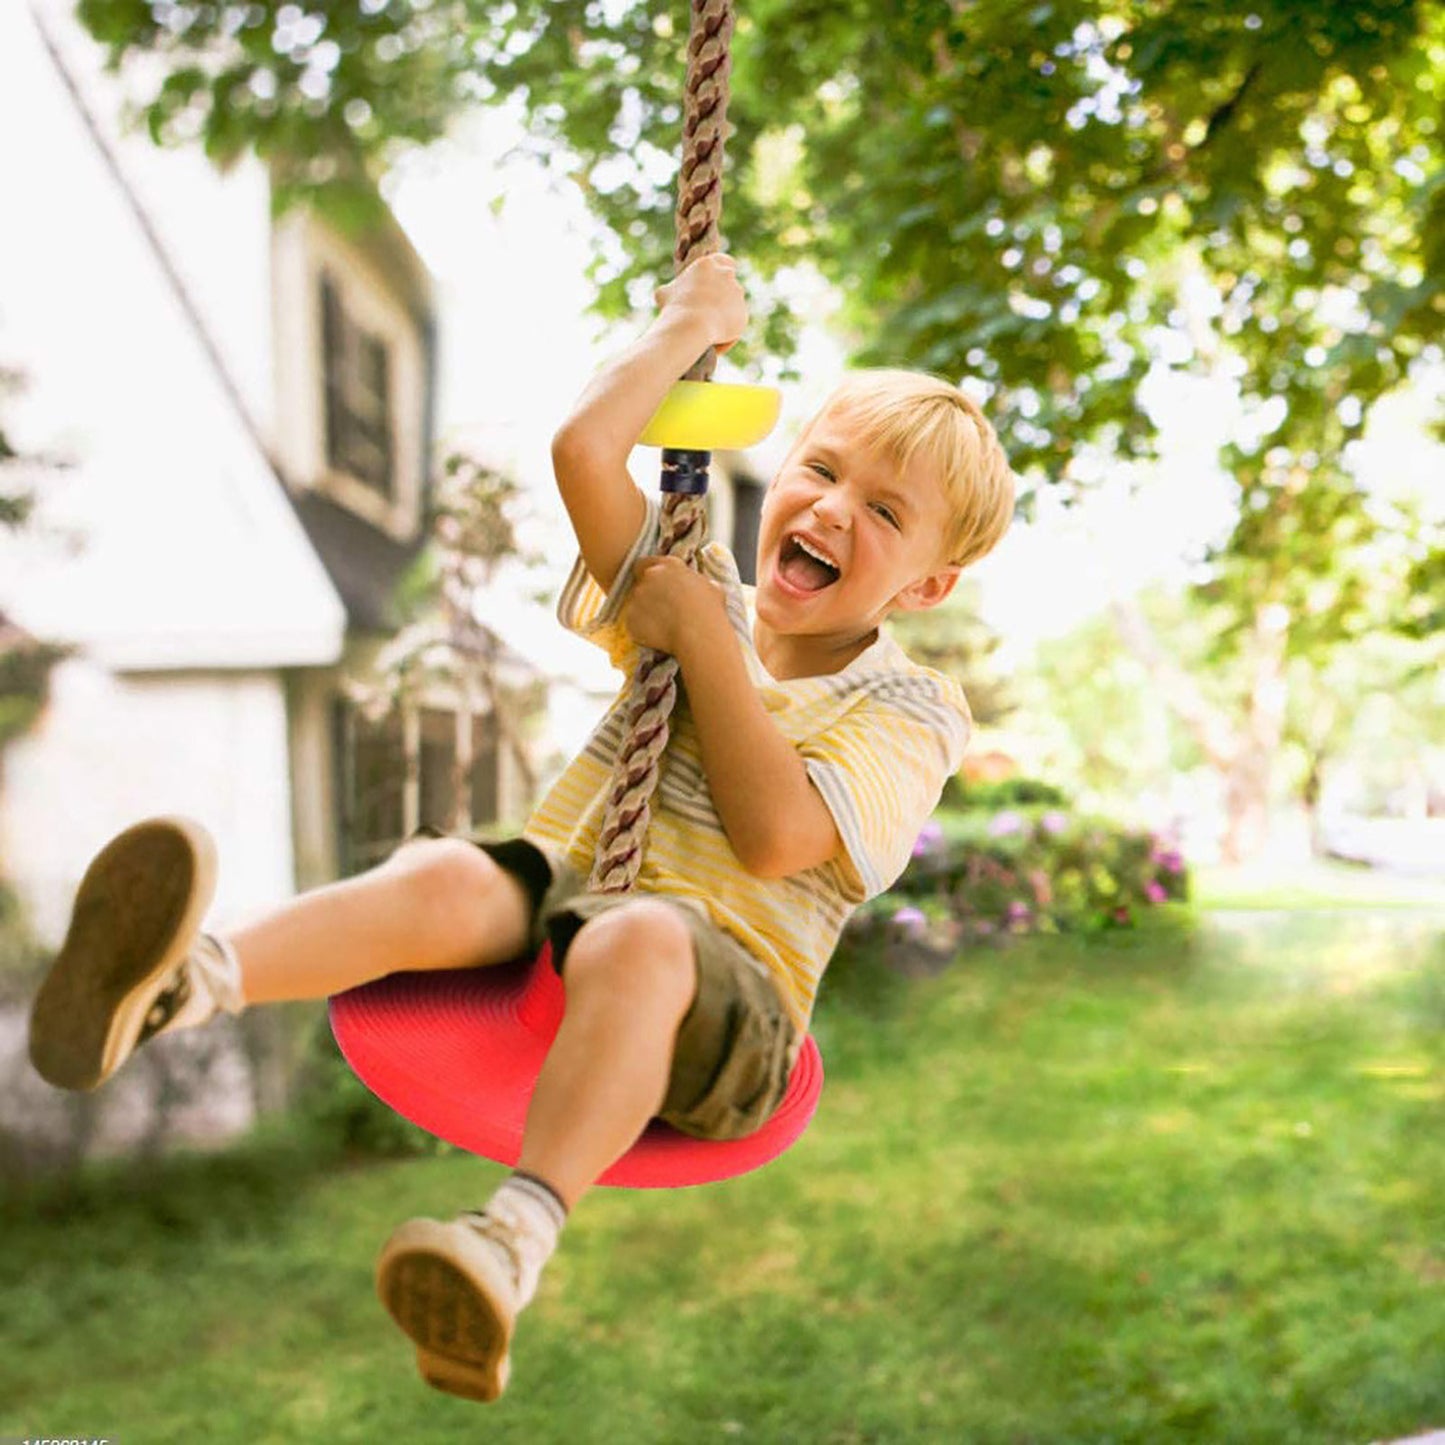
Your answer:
[588,0,734,894]
[675,0,734,382]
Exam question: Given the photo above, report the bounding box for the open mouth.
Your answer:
[778,533,841,592]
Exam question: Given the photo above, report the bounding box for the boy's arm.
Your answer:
[551,254,747,593]
[627,556,842,879]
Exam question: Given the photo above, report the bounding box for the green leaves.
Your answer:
[851,800,1190,944]
[72,3,1441,448]
[1399,538,1445,640]
[70,0,1443,706]
[77,0,488,215]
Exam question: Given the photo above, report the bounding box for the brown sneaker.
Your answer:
[376,1213,537,1403]
[29,816,219,1091]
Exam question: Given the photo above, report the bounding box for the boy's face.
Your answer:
[753,406,961,664]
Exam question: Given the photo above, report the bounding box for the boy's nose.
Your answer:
[810,494,849,531]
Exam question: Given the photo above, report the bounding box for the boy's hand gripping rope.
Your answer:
[588,0,736,894]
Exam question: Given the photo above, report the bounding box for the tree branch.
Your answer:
[1148,61,1264,183]
[1201,62,1263,149]
[1108,599,1238,769]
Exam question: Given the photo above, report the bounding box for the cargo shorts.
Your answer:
[423,832,800,1143]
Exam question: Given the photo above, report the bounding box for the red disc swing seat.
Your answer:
[328,0,823,1189]
[329,944,824,1188]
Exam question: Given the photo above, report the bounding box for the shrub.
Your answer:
[850,805,1190,952]
[940,775,1072,811]
[0,881,47,1005]
[290,1013,457,1160]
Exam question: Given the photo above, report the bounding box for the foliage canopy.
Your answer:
[78,0,1443,477]
[73,0,1445,706]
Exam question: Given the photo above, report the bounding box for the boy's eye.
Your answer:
[872,502,901,529]
[806,460,835,481]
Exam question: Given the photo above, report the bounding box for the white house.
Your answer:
[0,0,769,952]
[0,0,523,948]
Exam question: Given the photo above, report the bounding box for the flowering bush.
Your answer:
[850,805,1190,953]
[940,776,1072,811]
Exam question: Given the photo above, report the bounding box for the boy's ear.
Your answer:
[891,564,962,614]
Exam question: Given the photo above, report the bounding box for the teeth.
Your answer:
[793,535,839,571]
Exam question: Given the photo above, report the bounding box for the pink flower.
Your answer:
[1040,810,1068,835]
[988,810,1024,837]
[1113,906,1132,924]
[890,906,928,940]
[1144,880,1168,904]
[1006,900,1032,925]
[912,821,945,858]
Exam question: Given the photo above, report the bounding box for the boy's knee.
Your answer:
[565,902,695,1007]
[381,837,506,911]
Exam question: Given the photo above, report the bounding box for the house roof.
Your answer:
[0,609,35,652]
[0,2,463,669]
[289,488,424,636]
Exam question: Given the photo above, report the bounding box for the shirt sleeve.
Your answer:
[554,494,661,673]
[800,673,972,901]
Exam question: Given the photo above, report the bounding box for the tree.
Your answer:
[1028,576,1442,857]
[1280,627,1445,851]
[489,0,1442,859]
[76,0,1445,858]
[890,582,1016,731]
[1026,586,1205,819]
[0,363,70,774]
[347,447,547,833]
[1395,509,1445,651]
[80,3,1440,450]
[0,360,72,987]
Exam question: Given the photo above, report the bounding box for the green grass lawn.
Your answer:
[1193,855,1444,911]
[4,909,1445,1444]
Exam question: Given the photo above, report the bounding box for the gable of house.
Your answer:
[0,0,447,669]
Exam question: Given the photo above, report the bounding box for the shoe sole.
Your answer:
[28,816,217,1092]
[376,1220,513,1403]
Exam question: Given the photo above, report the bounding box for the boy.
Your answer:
[28,252,1015,1402]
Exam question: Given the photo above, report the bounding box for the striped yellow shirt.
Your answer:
[524,498,972,1035]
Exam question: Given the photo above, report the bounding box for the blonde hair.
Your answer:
[798,369,1016,569]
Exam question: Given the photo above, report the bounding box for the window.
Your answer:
[270,210,430,542]
[320,273,395,501]
[418,706,500,834]
[340,704,405,873]
[336,699,501,875]
[731,477,764,585]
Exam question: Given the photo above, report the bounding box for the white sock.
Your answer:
[465,1173,567,1308]
[188,932,246,1016]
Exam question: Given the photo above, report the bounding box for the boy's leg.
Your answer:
[375,900,697,1403]
[30,819,534,1091]
[513,900,696,1207]
[232,834,534,1004]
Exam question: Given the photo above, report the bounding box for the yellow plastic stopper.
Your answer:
[639,380,781,451]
